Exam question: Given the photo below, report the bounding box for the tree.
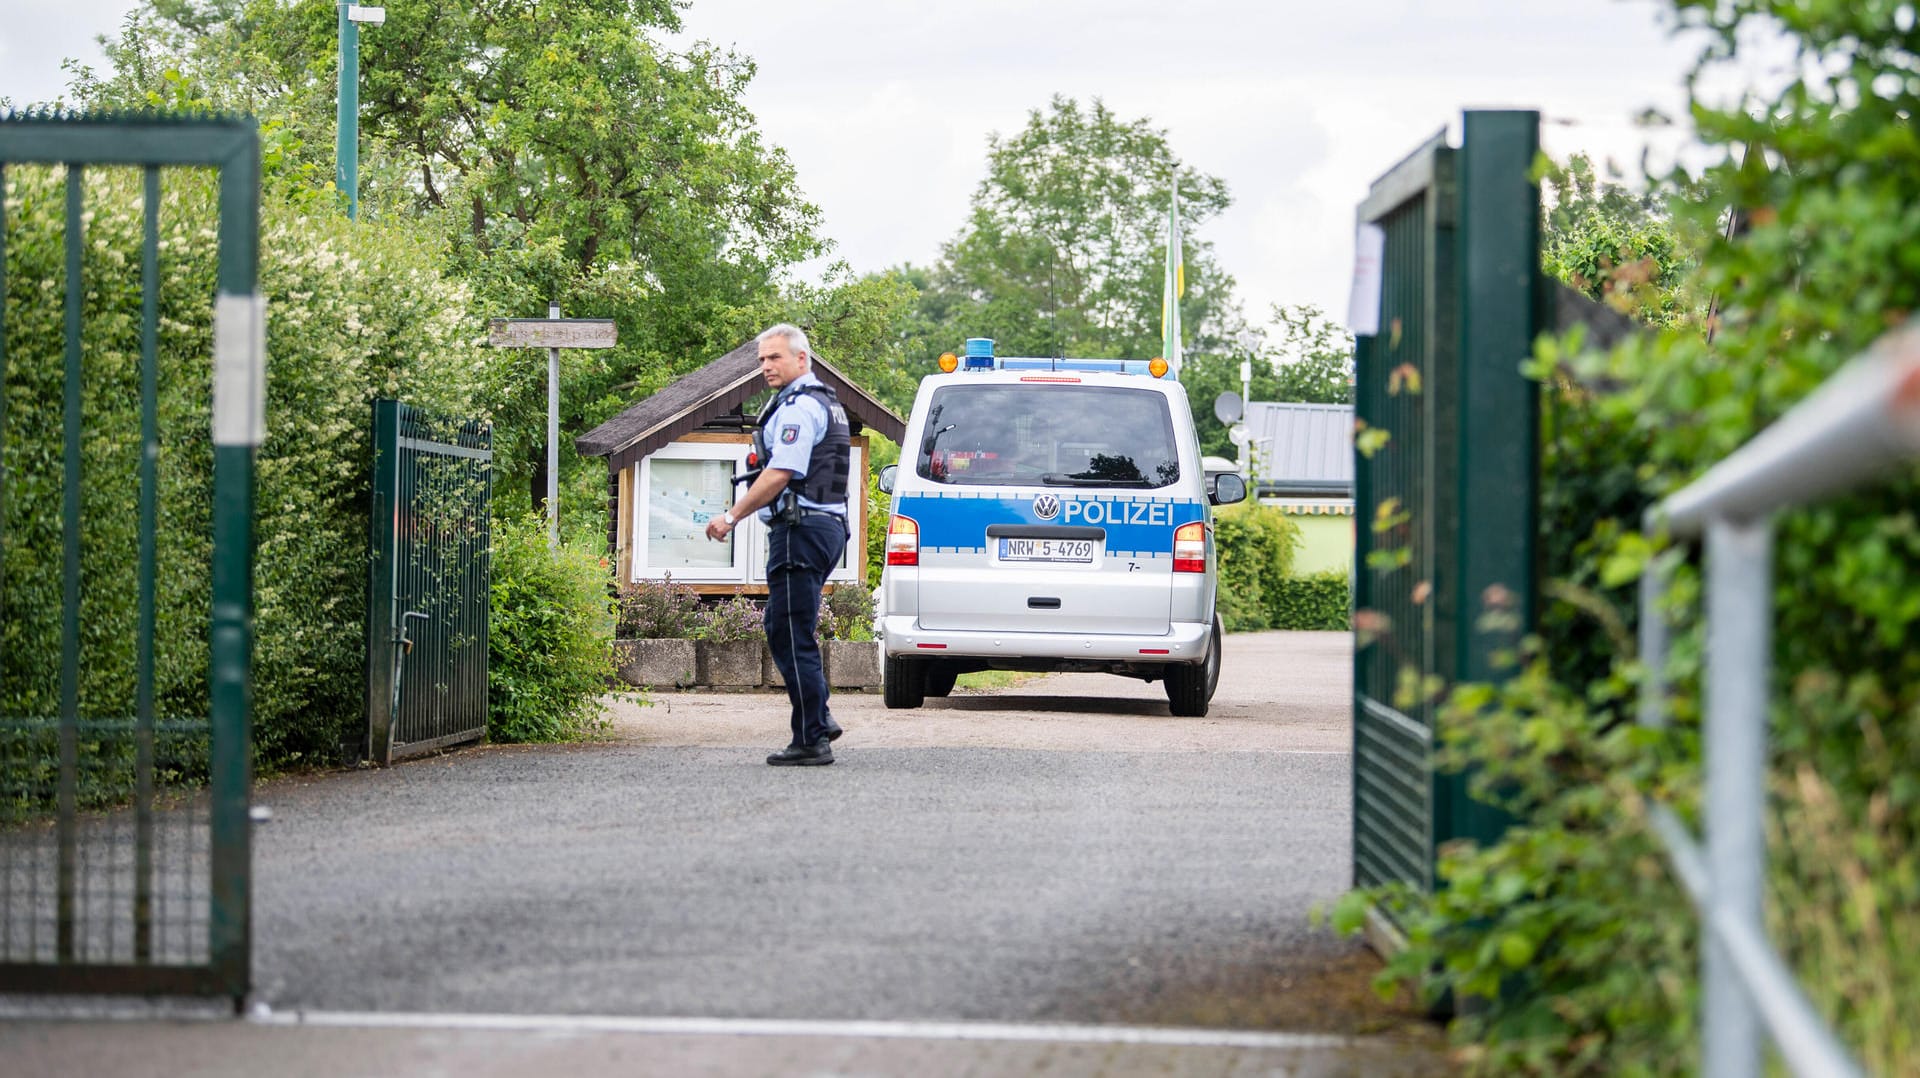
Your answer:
[900,95,1248,364]
[1538,154,1695,328]
[76,1,836,517]
[1180,305,1352,459]
[1265,304,1355,404]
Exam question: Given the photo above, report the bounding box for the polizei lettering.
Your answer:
[1061,499,1174,526]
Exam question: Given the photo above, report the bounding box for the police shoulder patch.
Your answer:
[780,424,800,444]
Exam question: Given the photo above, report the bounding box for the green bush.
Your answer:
[1269,570,1350,631]
[865,437,899,588]
[1348,5,1920,1070]
[487,514,615,742]
[1,165,484,772]
[1212,502,1300,632]
[820,582,875,641]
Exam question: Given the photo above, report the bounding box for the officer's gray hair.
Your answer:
[757,323,811,360]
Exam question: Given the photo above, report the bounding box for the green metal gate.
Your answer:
[1351,111,1544,896]
[0,113,261,1000]
[365,399,491,766]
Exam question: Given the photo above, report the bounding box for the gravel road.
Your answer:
[241,631,1432,1042]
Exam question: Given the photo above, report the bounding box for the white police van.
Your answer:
[876,338,1247,717]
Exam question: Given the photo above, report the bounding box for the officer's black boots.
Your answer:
[767,740,834,766]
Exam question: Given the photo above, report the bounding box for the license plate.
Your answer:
[998,537,1095,563]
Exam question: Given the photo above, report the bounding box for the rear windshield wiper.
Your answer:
[919,403,953,462]
[1039,473,1146,487]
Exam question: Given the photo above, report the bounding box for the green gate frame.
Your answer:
[1351,111,1545,898]
[0,113,260,1000]
[365,399,491,767]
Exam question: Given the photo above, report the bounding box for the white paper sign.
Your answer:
[1346,223,1386,337]
[212,292,266,447]
[347,5,386,23]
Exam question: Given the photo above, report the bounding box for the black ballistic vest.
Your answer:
[755,381,851,516]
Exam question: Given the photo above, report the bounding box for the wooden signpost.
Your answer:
[487,318,619,350]
[488,307,617,549]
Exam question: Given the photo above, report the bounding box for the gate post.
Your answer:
[366,398,402,765]
[1442,110,1543,848]
[1351,110,1544,900]
[209,116,265,1006]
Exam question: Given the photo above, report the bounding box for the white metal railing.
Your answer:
[1638,320,1920,1078]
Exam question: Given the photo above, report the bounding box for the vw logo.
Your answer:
[1032,494,1061,521]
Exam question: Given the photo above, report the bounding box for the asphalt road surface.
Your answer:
[252,633,1375,1019]
[5,631,1451,1075]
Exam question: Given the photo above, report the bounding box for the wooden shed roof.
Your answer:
[575,340,907,472]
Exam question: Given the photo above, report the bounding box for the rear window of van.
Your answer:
[915,384,1180,488]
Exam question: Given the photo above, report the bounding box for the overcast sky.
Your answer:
[5,1,1784,333]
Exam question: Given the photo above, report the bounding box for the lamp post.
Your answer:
[1238,359,1252,477]
[335,4,385,220]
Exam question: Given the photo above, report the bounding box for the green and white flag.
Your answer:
[1161,185,1185,375]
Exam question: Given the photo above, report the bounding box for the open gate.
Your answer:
[365,399,491,766]
[0,113,261,1002]
[1350,111,1545,898]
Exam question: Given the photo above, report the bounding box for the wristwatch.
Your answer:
[722,511,737,526]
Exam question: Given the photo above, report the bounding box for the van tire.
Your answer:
[884,654,925,709]
[1205,614,1223,701]
[1165,616,1222,717]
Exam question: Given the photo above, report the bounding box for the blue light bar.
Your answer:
[997,357,1169,378]
[961,337,995,370]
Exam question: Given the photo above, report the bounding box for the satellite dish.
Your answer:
[1213,390,1243,425]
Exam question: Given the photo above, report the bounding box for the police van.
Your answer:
[876,339,1247,717]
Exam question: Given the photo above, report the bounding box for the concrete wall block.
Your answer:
[825,640,881,690]
[614,639,697,689]
[698,640,766,689]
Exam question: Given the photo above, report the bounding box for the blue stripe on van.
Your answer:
[892,491,1204,557]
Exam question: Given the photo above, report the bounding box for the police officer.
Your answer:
[704,324,851,766]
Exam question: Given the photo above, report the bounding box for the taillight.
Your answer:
[1173,521,1206,573]
[886,515,920,566]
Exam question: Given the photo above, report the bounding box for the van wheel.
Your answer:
[1205,614,1223,701]
[924,665,959,698]
[884,654,925,709]
[1166,618,1222,717]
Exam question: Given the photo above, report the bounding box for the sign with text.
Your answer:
[1346,222,1385,337]
[487,318,617,349]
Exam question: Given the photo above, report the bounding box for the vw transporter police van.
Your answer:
[876,339,1247,717]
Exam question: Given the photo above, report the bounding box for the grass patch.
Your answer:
[955,670,1041,691]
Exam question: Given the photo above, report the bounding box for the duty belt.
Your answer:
[779,507,846,523]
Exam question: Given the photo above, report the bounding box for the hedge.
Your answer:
[1211,501,1300,632]
[487,514,615,743]
[1268,569,1351,631]
[1,165,485,771]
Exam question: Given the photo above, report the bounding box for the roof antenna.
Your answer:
[1049,249,1061,366]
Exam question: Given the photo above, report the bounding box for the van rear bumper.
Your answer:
[880,616,1211,664]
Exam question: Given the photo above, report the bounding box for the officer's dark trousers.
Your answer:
[764,516,845,748]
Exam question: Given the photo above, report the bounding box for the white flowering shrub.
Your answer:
[2,164,486,770]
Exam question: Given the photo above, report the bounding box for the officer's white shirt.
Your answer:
[755,370,847,524]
